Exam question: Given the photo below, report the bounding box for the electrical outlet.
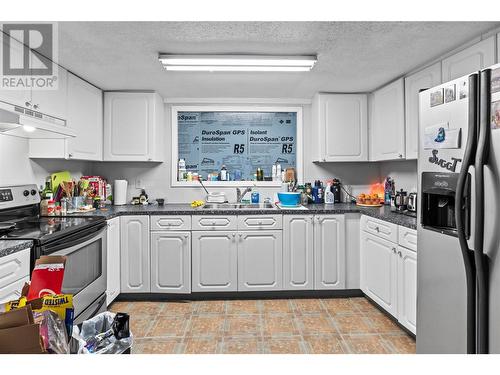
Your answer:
[135,179,142,189]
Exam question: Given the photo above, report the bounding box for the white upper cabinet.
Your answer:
[30,65,68,120]
[314,94,368,162]
[103,92,164,162]
[369,78,406,161]
[441,36,496,82]
[66,73,103,160]
[404,62,442,160]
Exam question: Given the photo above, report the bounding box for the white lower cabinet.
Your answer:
[106,217,121,305]
[283,215,314,290]
[238,231,282,291]
[314,215,346,290]
[0,276,29,304]
[397,246,417,334]
[120,216,150,293]
[192,231,238,292]
[150,232,191,293]
[360,231,398,316]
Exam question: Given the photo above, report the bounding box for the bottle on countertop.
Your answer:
[178,159,187,181]
[276,163,282,181]
[256,168,264,181]
[325,182,335,204]
[219,165,228,181]
[272,164,277,181]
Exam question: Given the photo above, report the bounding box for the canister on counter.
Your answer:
[251,191,260,203]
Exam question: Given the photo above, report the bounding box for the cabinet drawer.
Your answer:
[398,226,417,252]
[0,276,29,304]
[151,215,192,231]
[0,249,30,289]
[360,215,398,243]
[192,215,237,231]
[238,215,282,230]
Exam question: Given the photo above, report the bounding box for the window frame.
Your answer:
[170,105,303,187]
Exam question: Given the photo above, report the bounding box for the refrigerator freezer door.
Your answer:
[417,75,472,353]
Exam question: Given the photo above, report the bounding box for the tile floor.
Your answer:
[108,297,415,354]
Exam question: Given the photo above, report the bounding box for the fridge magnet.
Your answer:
[459,80,468,99]
[492,101,500,130]
[445,84,456,103]
[430,88,444,107]
[424,123,461,149]
[492,68,500,94]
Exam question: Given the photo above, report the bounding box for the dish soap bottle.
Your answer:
[325,182,335,204]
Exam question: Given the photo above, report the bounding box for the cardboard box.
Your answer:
[27,256,66,301]
[0,306,45,354]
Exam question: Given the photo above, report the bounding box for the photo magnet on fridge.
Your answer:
[445,84,456,103]
[430,88,444,107]
[459,80,468,99]
[492,100,500,130]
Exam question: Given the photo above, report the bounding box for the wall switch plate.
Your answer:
[135,179,143,189]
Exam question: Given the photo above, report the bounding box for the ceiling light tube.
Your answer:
[159,54,317,72]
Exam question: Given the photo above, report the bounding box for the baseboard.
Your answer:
[117,289,364,301]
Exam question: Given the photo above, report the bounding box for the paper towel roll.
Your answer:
[114,180,128,205]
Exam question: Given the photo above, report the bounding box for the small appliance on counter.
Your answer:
[407,192,417,212]
[394,189,408,213]
[113,180,128,205]
[331,179,342,203]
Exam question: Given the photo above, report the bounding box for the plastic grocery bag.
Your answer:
[71,312,133,354]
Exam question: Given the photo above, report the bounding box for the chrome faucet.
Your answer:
[236,187,252,203]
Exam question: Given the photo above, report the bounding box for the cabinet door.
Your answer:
[66,73,103,160]
[192,231,238,292]
[104,92,156,161]
[120,216,150,293]
[283,215,314,290]
[397,246,417,334]
[442,37,496,82]
[369,78,406,161]
[404,62,442,160]
[151,232,191,294]
[30,66,68,120]
[317,94,368,161]
[238,230,282,291]
[106,217,120,305]
[0,276,29,304]
[314,215,346,290]
[360,232,398,316]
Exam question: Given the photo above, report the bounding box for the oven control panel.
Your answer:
[0,184,40,209]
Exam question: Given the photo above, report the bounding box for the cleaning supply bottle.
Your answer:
[325,182,335,204]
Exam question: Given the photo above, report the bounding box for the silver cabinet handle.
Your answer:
[184,234,189,239]
[211,221,216,225]
[68,153,73,158]
[310,217,314,224]
[392,247,397,253]
[33,104,39,110]
[375,226,380,232]
[398,250,402,257]
[25,101,32,108]
[238,233,242,238]
[398,154,403,158]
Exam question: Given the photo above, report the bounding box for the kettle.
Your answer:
[407,192,417,212]
[394,189,408,212]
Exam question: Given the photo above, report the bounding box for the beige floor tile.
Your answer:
[183,338,218,354]
[333,314,375,335]
[221,338,261,354]
[266,337,305,354]
[366,314,402,334]
[187,315,225,336]
[350,297,381,315]
[160,301,198,316]
[296,314,337,334]
[132,338,179,354]
[321,298,358,315]
[262,314,298,336]
[262,299,293,314]
[382,334,416,354]
[148,316,189,337]
[227,300,260,314]
[304,335,345,354]
[293,299,326,314]
[130,315,156,338]
[197,300,226,314]
[127,301,163,316]
[108,301,131,313]
[225,316,261,336]
[343,334,391,354]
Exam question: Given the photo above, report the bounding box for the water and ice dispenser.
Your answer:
[421,172,470,237]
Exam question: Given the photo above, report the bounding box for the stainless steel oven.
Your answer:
[37,224,107,324]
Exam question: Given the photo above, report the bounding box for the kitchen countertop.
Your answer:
[71,203,417,229]
[0,240,33,259]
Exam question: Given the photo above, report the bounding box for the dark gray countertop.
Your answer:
[71,202,417,229]
[0,240,33,259]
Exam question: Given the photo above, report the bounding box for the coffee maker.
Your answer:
[331,179,342,203]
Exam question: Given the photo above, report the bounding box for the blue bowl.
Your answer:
[278,192,301,207]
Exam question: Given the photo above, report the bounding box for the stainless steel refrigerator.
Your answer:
[417,63,500,354]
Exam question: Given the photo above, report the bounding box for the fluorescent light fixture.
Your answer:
[23,125,36,132]
[159,54,317,72]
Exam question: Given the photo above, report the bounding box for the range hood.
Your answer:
[0,101,75,139]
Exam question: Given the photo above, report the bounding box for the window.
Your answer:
[171,106,302,186]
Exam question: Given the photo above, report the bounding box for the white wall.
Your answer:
[378,159,418,192]
[0,135,91,188]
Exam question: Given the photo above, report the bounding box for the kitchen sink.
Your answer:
[202,203,276,210]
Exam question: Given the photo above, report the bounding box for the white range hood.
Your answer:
[0,101,75,139]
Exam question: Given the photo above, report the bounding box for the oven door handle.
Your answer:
[45,227,107,256]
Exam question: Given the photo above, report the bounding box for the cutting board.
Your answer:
[50,171,72,194]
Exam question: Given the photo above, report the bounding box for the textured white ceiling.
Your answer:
[58,22,499,98]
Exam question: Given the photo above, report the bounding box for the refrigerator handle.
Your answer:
[455,72,478,354]
[474,68,491,354]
